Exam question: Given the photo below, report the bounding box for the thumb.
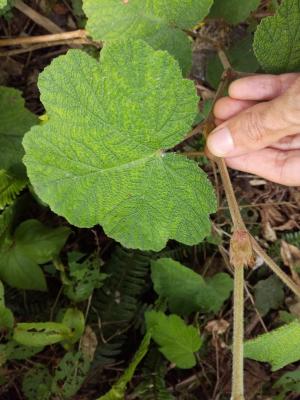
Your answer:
[207,78,300,158]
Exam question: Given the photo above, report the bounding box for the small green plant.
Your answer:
[1,0,300,399]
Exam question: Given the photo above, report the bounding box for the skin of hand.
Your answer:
[206,73,300,186]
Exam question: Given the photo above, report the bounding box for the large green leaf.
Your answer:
[0,219,70,290]
[151,258,233,315]
[254,0,300,73]
[23,40,216,251]
[244,321,300,370]
[209,0,260,24]
[0,1,7,9]
[0,86,37,173]
[83,0,213,74]
[145,311,202,368]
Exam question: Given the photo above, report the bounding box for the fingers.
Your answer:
[207,77,300,158]
[225,148,300,186]
[214,97,257,120]
[229,73,300,100]
[271,133,300,151]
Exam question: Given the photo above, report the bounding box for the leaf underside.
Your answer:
[82,0,214,74]
[254,0,300,72]
[23,40,216,251]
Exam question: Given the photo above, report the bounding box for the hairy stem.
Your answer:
[231,264,244,400]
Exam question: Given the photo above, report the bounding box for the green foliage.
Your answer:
[254,0,300,72]
[244,320,300,370]
[0,86,37,173]
[0,280,14,332]
[206,34,259,89]
[254,275,284,316]
[92,246,150,364]
[209,0,260,24]
[0,0,7,9]
[145,311,202,368]
[61,308,85,346]
[132,350,174,400]
[151,258,233,315]
[13,321,73,347]
[0,169,27,209]
[22,364,52,400]
[23,40,216,251]
[63,252,107,302]
[98,333,151,400]
[51,351,90,398]
[273,369,300,398]
[0,86,37,207]
[83,0,213,73]
[0,219,70,290]
[22,352,90,400]
[0,340,44,365]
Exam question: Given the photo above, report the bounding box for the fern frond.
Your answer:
[0,169,27,209]
[132,349,174,400]
[91,247,151,365]
[282,231,300,248]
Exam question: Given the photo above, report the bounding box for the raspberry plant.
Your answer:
[1,0,300,399]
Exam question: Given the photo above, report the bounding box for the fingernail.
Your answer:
[207,126,234,156]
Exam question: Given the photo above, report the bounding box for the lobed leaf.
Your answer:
[83,0,213,73]
[145,310,202,368]
[244,320,300,370]
[254,0,300,73]
[151,258,233,315]
[23,40,216,251]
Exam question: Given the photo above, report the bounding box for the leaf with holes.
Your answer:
[22,364,52,400]
[14,322,73,347]
[254,0,300,72]
[51,351,90,398]
[83,0,213,74]
[23,40,216,251]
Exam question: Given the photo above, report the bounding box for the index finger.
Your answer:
[229,73,300,101]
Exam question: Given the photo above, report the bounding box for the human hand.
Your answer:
[206,74,300,186]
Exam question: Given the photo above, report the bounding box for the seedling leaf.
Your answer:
[145,310,202,368]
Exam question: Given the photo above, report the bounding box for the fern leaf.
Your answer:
[0,169,27,210]
[92,247,150,364]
